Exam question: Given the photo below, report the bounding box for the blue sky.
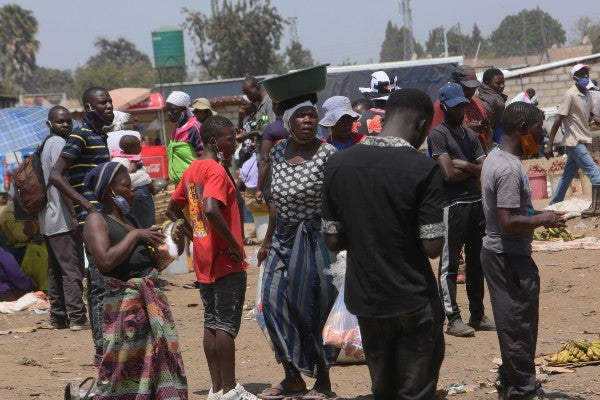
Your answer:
[2,0,595,71]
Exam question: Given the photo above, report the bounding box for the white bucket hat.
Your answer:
[319,96,360,127]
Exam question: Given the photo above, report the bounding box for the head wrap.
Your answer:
[283,100,317,132]
[83,162,124,201]
[166,91,193,117]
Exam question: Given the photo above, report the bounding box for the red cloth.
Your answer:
[171,159,247,283]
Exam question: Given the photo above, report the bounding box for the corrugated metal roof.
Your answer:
[503,52,600,79]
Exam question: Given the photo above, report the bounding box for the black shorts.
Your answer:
[199,271,247,337]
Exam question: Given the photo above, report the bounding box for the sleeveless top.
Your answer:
[270,140,336,223]
[101,214,156,281]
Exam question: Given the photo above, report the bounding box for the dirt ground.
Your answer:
[2,196,600,399]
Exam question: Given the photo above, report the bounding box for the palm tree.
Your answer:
[0,4,39,91]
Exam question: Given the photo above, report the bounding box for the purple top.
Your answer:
[0,247,36,294]
[262,116,289,142]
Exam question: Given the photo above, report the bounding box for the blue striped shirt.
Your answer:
[60,116,110,224]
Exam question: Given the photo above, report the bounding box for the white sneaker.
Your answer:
[208,388,223,400]
[222,384,257,400]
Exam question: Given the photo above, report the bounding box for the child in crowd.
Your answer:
[167,115,256,400]
[111,135,155,228]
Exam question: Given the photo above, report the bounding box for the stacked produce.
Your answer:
[528,164,547,174]
[548,160,566,174]
[533,228,583,242]
[549,339,600,364]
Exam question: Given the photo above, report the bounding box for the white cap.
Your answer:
[571,63,591,77]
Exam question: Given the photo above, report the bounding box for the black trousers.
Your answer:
[439,201,486,323]
[45,231,87,325]
[358,301,445,400]
[481,248,540,399]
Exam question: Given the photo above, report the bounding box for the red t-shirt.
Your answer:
[171,158,247,283]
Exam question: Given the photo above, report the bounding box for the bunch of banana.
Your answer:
[549,340,600,363]
[533,228,584,242]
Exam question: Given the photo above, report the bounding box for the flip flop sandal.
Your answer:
[258,385,307,400]
[243,237,258,246]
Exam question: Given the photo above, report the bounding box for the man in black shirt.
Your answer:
[322,88,445,399]
[427,82,495,337]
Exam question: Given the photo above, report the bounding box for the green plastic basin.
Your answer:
[261,64,330,102]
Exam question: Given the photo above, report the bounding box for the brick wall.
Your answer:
[504,59,600,109]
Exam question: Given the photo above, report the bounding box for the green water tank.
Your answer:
[152,27,185,68]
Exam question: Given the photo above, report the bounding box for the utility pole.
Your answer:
[400,0,414,60]
[522,12,528,65]
[538,6,551,63]
[288,16,299,44]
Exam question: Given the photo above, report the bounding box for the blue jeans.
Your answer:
[550,143,600,204]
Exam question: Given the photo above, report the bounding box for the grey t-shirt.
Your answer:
[481,149,532,256]
[254,93,276,154]
[38,135,73,236]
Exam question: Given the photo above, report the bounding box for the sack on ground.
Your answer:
[322,280,365,361]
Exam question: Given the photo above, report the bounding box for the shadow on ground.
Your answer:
[544,392,589,400]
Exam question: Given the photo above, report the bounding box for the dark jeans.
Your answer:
[358,302,445,400]
[127,185,155,228]
[45,231,87,325]
[83,245,106,360]
[481,248,540,399]
[439,201,486,323]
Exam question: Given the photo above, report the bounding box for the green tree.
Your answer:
[0,4,39,91]
[425,26,445,58]
[72,38,157,97]
[380,21,422,62]
[183,0,286,79]
[425,24,474,58]
[489,8,566,57]
[573,16,600,54]
[469,23,493,58]
[23,67,74,94]
[284,40,314,70]
[88,37,151,67]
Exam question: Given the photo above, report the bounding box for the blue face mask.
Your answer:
[576,77,590,88]
[112,190,131,214]
[177,111,186,124]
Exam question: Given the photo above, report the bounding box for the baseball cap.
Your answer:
[191,98,217,115]
[319,96,360,127]
[439,82,470,107]
[452,65,480,88]
[571,63,591,77]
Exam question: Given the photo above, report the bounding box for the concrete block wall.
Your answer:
[504,59,600,109]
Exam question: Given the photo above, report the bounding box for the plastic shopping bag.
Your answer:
[254,262,274,350]
[322,280,365,361]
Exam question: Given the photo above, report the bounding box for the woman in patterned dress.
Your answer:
[257,100,339,400]
[83,162,187,399]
